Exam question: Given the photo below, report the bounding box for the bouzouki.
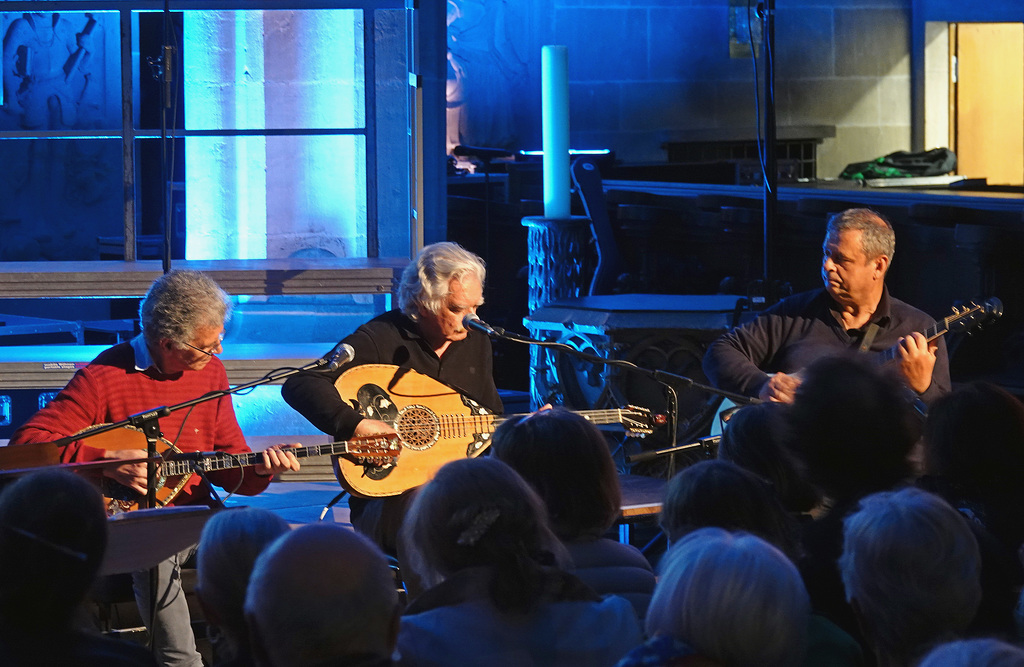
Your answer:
[78,425,401,515]
[333,364,664,498]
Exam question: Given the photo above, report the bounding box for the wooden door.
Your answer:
[953,23,1024,186]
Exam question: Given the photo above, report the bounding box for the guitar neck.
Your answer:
[876,319,949,365]
[160,440,372,478]
[492,408,635,430]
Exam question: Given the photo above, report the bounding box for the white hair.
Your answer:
[840,488,981,665]
[397,242,485,319]
[645,527,809,667]
[918,639,1024,667]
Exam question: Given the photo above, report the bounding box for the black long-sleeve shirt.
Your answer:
[282,309,503,439]
[703,288,951,404]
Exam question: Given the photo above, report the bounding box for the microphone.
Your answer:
[323,342,356,371]
[463,313,505,337]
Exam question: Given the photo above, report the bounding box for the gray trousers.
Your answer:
[132,545,204,667]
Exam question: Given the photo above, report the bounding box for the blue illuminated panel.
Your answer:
[180,10,365,131]
[38,391,60,410]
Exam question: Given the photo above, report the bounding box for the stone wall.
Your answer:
[448,0,916,179]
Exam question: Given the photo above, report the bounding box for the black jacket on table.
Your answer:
[703,287,951,405]
[282,309,503,440]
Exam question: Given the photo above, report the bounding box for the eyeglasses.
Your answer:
[180,332,225,357]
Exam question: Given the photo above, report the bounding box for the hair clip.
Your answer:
[456,507,501,546]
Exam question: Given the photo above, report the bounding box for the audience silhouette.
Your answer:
[196,507,290,666]
[245,523,401,667]
[618,527,810,667]
[840,487,982,666]
[0,469,156,666]
[397,457,641,666]
[491,407,656,618]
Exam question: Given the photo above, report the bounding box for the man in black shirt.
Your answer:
[282,242,502,548]
[704,208,950,405]
[282,241,502,438]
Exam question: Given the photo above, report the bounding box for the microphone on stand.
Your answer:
[463,313,505,337]
[321,343,356,371]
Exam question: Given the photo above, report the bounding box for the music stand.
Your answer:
[101,505,220,576]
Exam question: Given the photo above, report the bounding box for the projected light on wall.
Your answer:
[182,10,367,260]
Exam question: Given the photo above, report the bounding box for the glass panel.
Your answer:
[0,138,123,261]
[0,11,122,131]
[183,134,366,259]
[130,9,365,132]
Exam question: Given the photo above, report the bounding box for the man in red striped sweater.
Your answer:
[12,269,300,667]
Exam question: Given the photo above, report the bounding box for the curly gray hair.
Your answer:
[140,270,230,346]
[397,242,486,319]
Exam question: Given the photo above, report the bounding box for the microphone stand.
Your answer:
[38,350,340,658]
[480,324,758,474]
[48,353,339,507]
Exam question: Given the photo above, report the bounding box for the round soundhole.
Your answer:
[396,405,439,451]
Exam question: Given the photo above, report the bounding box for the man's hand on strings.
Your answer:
[898,331,937,394]
[353,418,397,438]
[758,372,802,404]
[255,444,301,478]
[102,448,150,495]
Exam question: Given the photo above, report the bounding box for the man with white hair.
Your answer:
[283,241,502,439]
[282,242,503,549]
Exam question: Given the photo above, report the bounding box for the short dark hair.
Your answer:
[660,460,802,561]
[788,355,918,501]
[0,470,107,633]
[923,382,1024,548]
[490,408,621,540]
[718,402,820,513]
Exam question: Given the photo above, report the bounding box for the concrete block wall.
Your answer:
[449,0,916,179]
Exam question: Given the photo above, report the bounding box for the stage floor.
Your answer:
[222,479,352,526]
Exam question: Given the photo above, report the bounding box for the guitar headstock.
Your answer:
[621,405,667,438]
[347,433,402,466]
[948,297,1003,334]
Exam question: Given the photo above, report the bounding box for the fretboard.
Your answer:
[876,318,949,365]
[160,438,394,477]
[491,408,635,430]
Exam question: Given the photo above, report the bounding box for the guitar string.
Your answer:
[161,410,639,476]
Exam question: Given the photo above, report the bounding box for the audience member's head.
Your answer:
[717,402,820,513]
[491,407,621,541]
[0,469,107,635]
[788,355,918,503]
[400,457,568,613]
[245,523,400,667]
[660,459,801,560]
[917,638,1024,667]
[840,487,981,666]
[924,382,1024,548]
[197,508,290,662]
[646,527,809,667]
